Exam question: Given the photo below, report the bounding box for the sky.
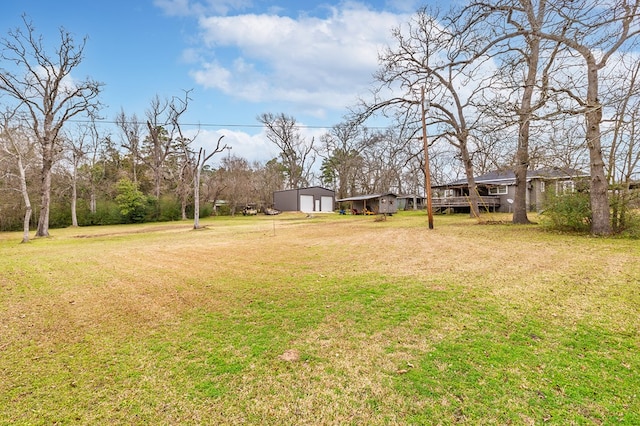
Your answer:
[1,0,425,165]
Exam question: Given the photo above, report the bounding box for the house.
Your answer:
[273,186,335,213]
[396,194,425,211]
[336,193,398,215]
[432,168,589,213]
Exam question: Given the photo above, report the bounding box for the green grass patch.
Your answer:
[1,212,638,424]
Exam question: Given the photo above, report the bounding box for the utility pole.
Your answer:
[421,86,434,229]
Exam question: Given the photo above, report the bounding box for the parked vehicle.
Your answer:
[264,207,281,215]
[242,205,258,216]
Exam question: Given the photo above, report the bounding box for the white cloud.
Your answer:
[191,127,276,165]
[189,121,327,166]
[189,3,410,115]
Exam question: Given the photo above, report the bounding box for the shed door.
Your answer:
[321,196,333,212]
[300,195,314,213]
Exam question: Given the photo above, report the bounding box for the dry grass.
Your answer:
[0,212,638,424]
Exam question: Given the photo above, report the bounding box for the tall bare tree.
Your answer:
[170,97,227,227]
[191,136,226,229]
[0,17,102,237]
[0,108,36,242]
[64,125,88,227]
[372,8,492,217]
[452,0,566,223]
[115,109,144,184]
[257,113,315,189]
[143,95,179,201]
[603,55,640,231]
[535,0,640,235]
[319,121,366,199]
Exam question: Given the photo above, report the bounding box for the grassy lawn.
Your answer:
[1,212,638,425]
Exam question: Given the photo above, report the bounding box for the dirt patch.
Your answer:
[278,349,300,362]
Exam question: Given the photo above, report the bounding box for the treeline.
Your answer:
[3,2,640,239]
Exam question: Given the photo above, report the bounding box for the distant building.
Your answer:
[396,194,425,211]
[273,187,335,213]
[432,168,589,213]
[336,193,398,215]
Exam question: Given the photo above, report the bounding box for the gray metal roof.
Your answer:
[440,168,588,187]
[336,193,397,202]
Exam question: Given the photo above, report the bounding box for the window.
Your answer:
[540,181,546,193]
[556,180,575,194]
[488,185,508,195]
[444,189,455,197]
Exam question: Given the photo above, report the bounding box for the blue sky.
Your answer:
[2,0,422,163]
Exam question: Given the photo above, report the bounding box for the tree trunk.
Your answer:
[17,155,31,243]
[71,166,79,227]
[513,161,530,223]
[460,142,481,217]
[90,189,96,214]
[513,99,532,224]
[36,148,53,237]
[513,35,539,224]
[585,60,611,236]
[193,166,201,229]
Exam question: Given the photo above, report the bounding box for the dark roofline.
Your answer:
[273,186,334,194]
[336,192,397,202]
[435,167,589,188]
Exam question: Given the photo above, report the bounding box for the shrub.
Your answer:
[157,196,182,222]
[115,178,149,223]
[610,187,640,237]
[79,201,123,226]
[540,190,591,233]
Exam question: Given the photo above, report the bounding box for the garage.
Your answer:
[273,187,336,213]
[321,196,333,212]
[300,195,314,213]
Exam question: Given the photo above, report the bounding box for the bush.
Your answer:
[115,178,149,223]
[540,191,591,233]
[157,196,181,222]
[79,201,124,226]
[610,188,640,237]
[198,203,213,218]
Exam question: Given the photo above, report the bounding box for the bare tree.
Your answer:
[535,0,640,235]
[0,16,102,236]
[115,109,144,184]
[83,121,108,215]
[372,7,493,217]
[191,136,226,229]
[453,0,568,223]
[219,155,256,215]
[140,91,194,209]
[257,113,315,189]
[253,158,286,208]
[143,95,178,201]
[603,55,640,231]
[64,125,88,227]
[319,121,367,199]
[0,108,36,242]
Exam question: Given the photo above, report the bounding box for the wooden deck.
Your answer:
[431,196,501,211]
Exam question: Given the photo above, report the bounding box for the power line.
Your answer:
[68,118,390,130]
[69,118,341,130]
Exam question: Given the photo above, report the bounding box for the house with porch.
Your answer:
[432,168,589,213]
[397,194,426,210]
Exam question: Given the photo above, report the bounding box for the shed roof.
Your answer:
[336,193,397,202]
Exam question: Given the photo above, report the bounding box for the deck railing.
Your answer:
[431,196,500,209]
